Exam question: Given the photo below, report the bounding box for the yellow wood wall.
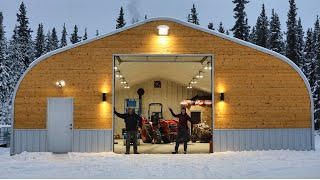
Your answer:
[114,79,209,136]
[14,20,311,129]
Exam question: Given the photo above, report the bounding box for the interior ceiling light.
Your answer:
[114,66,118,70]
[196,72,203,78]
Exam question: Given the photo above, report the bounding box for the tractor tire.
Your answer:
[141,125,153,143]
[153,130,162,144]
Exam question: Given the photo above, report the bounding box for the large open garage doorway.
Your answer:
[112,54,214,154]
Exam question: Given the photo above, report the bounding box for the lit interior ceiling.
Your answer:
[114,55,212,93]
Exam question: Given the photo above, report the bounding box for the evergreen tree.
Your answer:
[60,23,67,48]
[249,27,257,44]
[16,2,34,66]
[296,17,304,69]
[286,0,299,65]
[255,4,269,48]
[269,9,283,54]
[230,0,250,41]
[83,28,88,41]
[0,12,10,106]
[7,26,24,87]
[116,7,126,29]
[70,25,81,44]
[51,28,59,50]
[34,23,45,58]
[187,4,200,25]
[218,22,225,33]
[208,22,214,30]
[303,29,314,76]
[131,18,139,24]
[45,30,52,53]
[96,29,99,36]
[145,15,148,19]
[226,30,230,35]
[315,29,320,124]
[313,16,320,50]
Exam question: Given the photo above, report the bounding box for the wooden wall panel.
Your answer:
[114,79,208,136]
[14,20,311,129]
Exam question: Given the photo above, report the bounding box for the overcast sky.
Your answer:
[1,0,319,40]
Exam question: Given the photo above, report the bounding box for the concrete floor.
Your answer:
[114,139,210,154]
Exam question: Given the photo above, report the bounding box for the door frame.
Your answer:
[112,54,214,153]
[46,97,74,153]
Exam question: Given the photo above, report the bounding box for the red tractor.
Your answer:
[141,103,178,144]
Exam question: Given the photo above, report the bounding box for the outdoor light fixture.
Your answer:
[56,80,66,88]
[157,25,170,36]
[102,93,107,101]
[220,93,225,101]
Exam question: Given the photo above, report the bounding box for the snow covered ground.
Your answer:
[0,136,319,179]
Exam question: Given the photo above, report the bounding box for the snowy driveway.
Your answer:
[0,137,319,179]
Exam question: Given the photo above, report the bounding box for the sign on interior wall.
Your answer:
[154,81,161,88]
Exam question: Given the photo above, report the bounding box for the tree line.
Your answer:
[1,1,320,130]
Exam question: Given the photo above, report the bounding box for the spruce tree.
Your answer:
[0,12,10,105]
[296,17,304,69]
[16,2,34,66]
[116,7,126,29]
[230,0,250,41]
[315,29,320,124]
[226,30,230,35]
[313,16,319,50]
[7,26,24,86]
[60,23,67,48]
[218,22,225,33]
[70,25,81,44]
[145,15,148,20]
[96,29,99,36]
[187,4,200,25]
[255,4,269,48]
[34,23,45,58]
[303,29,314,76]
[51,28,59,50]
[45,30,52,53]
[208,22,214,30]
[269,9,283,53]
[83,28,88,41]
[249,27,257,44]
[286,0,299,65]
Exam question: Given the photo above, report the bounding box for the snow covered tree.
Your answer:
[248,27,257,44]
[255,4,269,48]
[303,29,314,76]
[208,22,214,30]
[269,9,284,54]
[60,23,67,48]
[16,2,34,66]
[226,30,230,35]
[313,16,319,50]
[296,17,304,69]
[0,11,10,106]
[230,0,250,41]
[51,28,59,50]
[83,28,88,41]
[70,25,81,44]
[218,22,225,33]
[34,23,45,58]
[286,0,299,66]
[187,4,200,25]
[45,30,52,53]
[7,26,24,89]
[116,7,126,29]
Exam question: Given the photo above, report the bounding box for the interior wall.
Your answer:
[114,79,210,136]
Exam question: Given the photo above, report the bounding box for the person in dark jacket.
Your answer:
[168,107,191,154]
[114,107,142,154]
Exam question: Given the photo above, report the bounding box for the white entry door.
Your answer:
[47,98,73,153]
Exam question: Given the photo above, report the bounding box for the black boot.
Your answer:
[172,151,178,154]
[134,151,140,154]
[125,152,129,154]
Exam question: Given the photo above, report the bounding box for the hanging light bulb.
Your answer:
[114,66,118,70]
[208,62,212,70]
[196,72,203,78]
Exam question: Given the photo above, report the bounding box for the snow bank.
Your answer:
[0,135,319,178]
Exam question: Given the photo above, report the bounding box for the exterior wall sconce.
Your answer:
[220,93,225,101]
[56,80,66,88]
[157,25,169,36]
[102,93,107,101]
